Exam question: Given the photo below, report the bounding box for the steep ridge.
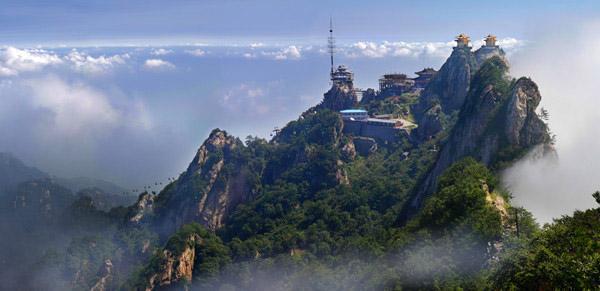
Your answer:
[313,83,357,112]
[409,57,551,210]
[151,129,263,235]
[413,41,507,141]
[129,111,353,290]
[133,223,229,291]
[415,45,477,116]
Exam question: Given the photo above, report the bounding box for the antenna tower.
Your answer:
[328,17,335,76]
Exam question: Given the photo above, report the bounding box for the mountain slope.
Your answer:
[408,57,551,210]
[150,129,264,235]
[0,152,48,196]
[415,45,478,116]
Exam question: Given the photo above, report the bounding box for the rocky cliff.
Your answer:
[413,44,509,141]
[144,235,198,290]
[415,46,477,118]
[409,57,552,210]
[315,83,358,112]
[474,46,506,67]
[137,223,229,291]
[152,129,261,234]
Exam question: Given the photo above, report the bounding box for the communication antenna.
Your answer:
[328,16,335,76]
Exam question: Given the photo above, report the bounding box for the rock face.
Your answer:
[409,57,551,211]
[90,259,114,291]
[318,83,358,112]
[474,46,506,67]
[138,223,229,291]
[413,44,510,141]
[415,46,478,117]
[153,129,259,234]
[340,139,357,161]
[505,78,548,146]
[358,88,378,105]
[351,137,378,156]
[413,104,443,141]
[129,192,156,224]
[145,234,199,291]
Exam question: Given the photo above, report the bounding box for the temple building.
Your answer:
[413,68,437,89]
[379,73,415,96]
[455,33,471,49]
[474,34,506,64]
[484,34,498,47]
[331,65,354,88]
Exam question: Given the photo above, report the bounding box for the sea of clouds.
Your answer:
[0,37,542,204]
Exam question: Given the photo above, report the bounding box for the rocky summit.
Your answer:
[149,129,261,234]
[409,57,552,210]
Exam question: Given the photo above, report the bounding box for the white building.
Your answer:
[340,109,368,121]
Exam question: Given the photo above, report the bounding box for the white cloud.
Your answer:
[501,22,600,223]
[0,75,161,186]
[0,47,62,76]
[261,45,302,60]
[250,42,265,48]
[343,38,524,59]
[150,48,173,56]
[0,66,15,76]
[0,47,132,76]
[65,50,129,74]
[348,41,391,58]
[345,41,453,59]
[185,48,206,57]
[143,59,175,70]
[243,52,257,59]
[24,76,120,137]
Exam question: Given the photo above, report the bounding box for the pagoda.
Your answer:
[455,33,471,48]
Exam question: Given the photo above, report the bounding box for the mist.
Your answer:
[503,20,600,223]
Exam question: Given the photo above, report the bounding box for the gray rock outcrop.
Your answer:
[153,129,259,234]
[318,83,358,112]
[409,57,552,211]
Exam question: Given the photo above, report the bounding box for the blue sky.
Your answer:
[2,0,600,46]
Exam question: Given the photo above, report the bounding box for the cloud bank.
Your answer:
[65,50,129,74]
[0,47,62,76]
[502,21,600,223]
[344,37,524,59]
[143,58,175,70]
[0,47,130,76]
[185,48,206,57]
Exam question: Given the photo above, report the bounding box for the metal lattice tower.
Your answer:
[328,17,335,76]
